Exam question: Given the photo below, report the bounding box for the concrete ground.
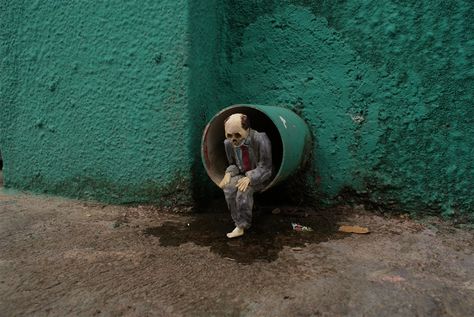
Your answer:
[0,171,473,316]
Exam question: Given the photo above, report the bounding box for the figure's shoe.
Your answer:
[226,227,244,238]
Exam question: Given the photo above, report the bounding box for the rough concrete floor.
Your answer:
[0,172,473,317]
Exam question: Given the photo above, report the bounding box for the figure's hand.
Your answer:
[236,177,251,192]
[219,173,231,189]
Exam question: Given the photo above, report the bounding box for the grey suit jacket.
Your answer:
[224,129,273,187]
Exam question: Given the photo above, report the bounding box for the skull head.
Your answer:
[224,113,250,147]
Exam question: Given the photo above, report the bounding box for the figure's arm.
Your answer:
[245,133,272,186]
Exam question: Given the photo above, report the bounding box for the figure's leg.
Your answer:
[234,186,255,230]
[226,185,256,238]
[223,175,243,225]
[226,186,255,238]
[223,175,251,238]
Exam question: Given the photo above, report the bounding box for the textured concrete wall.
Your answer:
[218,0,473,217]
[1,1,473,218]
[187,0,226,201]
[1,0,195,204]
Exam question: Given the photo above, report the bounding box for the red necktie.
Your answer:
[241,145,251,172]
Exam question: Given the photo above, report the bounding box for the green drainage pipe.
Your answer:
[201,104,311,191]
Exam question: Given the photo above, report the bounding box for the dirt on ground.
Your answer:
[0,171,473,316]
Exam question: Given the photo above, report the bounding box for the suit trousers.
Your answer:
[223,175,263,229]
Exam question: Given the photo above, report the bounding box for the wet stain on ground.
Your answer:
[144,208,342,264]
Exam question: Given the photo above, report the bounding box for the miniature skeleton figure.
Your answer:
[219,113,272,238]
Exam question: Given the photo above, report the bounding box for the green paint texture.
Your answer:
[1,0,196,204]
[217,0,473,218]
[1,1,473,217]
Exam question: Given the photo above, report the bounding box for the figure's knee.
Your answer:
[236,187,254,202]
[223,176,243,191]
[223,182,236,191]
[237,183,254,194]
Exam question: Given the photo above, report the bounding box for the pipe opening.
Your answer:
[202,106,283,190]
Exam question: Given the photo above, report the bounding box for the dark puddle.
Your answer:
[144,208,342,264]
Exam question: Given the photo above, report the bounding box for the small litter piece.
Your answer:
[271,208,281,214]
[292,223,313,232]
[381,275,406,283]
[291,247,303,251]
[338,225,369,234]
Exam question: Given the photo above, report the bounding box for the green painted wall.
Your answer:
[1,0,197,204]
[217,0,473,217]
[187,0,226,201]
[1,1,473,218]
